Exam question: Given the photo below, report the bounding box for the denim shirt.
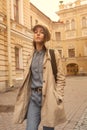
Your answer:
[31,49,45,88]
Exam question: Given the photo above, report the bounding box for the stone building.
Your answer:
[0,0,31,91]
[57,0,87,76]
[0,0,87,92]
[0,0,53,92]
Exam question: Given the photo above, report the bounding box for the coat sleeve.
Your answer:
[54,49,66,104]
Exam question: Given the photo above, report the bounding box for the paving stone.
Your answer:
[74,108,87,130]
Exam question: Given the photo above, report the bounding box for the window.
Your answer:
[11,0,23,24]
[71,19,75,30]
[55,32,61,41]
[58,50,62,57]
[82,17,87,28]
[66,20,70,30]
[14,0,19,22]
[15,47,19,68]
[84,44,87,56]
[68,48,75,57]
[30,16,32,30]
[15,46,23,69]
[35,19,38,25]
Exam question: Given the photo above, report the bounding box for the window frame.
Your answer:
[55,32,61,41]
[14,0,19,22]
[68,48,75,58]
[82,17,87,28]
[15,46,23,70]
[71,19,75,30]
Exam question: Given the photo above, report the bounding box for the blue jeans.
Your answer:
[26,91,54,130]
[26,91,42,130]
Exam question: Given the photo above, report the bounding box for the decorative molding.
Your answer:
[0,23,6,32]
[11,20,33,40]
[0,13,6,31]
[11,29,33,41]
[66,31,76,39]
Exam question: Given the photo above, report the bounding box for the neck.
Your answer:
[36,43,43,51]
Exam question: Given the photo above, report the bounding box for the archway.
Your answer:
[67,63,78,76]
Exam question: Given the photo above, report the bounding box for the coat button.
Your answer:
[43,80,45,83]
[43,67,46,69]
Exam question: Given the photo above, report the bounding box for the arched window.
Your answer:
[66,20,70,30]
[71,19,75,30]
[82,17,86,28]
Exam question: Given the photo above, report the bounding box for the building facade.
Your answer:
[57,0,87,76]
[0,0,87,92]
[0,0,32,92]
[0,0,53,92]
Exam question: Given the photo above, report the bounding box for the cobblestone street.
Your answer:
[74,108,87,130]
[0,76,87,130]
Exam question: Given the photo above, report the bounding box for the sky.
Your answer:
[30,0,76,21]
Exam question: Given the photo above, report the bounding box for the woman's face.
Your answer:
[33,27,45,44]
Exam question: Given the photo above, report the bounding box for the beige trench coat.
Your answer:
[13,49,66,129]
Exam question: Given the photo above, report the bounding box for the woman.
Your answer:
[13,24,66,130]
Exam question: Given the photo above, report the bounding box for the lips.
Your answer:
[36,37,40,39]
[36,37,41,40]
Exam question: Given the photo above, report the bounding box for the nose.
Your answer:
[37,31,40,35]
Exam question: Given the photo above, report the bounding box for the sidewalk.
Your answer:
[0,76,87,130]
[0,88,17,112]
[56,76,87,130]
[74,108,87,130]
[0,87,26,130]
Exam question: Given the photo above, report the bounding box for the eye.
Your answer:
[40,31,44,34]
[34,30,38,33]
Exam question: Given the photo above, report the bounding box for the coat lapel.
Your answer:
[22,50,34,85]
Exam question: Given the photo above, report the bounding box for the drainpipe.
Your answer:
[6,0,13,88]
